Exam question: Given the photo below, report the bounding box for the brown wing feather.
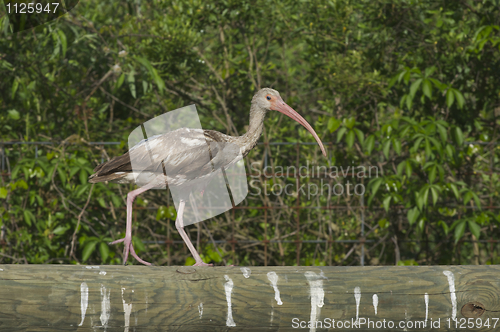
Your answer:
[88,152,132,183]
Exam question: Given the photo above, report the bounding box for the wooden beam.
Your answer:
[1,265,499,331]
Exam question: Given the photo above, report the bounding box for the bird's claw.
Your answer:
[110,236,151,266]
[193,262,213,267]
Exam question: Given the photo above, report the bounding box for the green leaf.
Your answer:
[468,221,481,240]
[328,118,341,132]
[128,70,136,98]
[156,206,168,220]
[422,187,429,207]
[388,73,399,89]
[411,67,422,75]
[76,184,89,198]
[454,220,466,243]
[132,236,146,253]
[185,257,196,266]
[450,184,460,200]
[396,160,406,176]
[0,187,7,199]
[167,206,177,219]
[428,165,436,183]
[471,192,482,209]
[136,56,154,72]
[416,192,424,211]
[453,89,465,109]
[53,225,69,235]
[57,30,67,58]
[208,249,223,263]
[424,138,432,158]
[397,70,406,83]
[378,218,389,228]
[383,196,392,212]
[424,66,437,77]
[407,207,420,225]
[11,79,18,99]
[336,127,347,143]
[369,177,383,196]
[398,259,419,266]
[115,73,125,90]
[151,67,165,93]
[399,94,407,109]
[392,138,401,155]
[403,70,411,85]
[364,135,375,155]
[97,198,106,208]
[430,186,439,205]
[79,169,88,186]
[8,109,20,120]
[344,117,356,129]
[445,144,454,158]
[405,94,413,110]
[354,128,364,146]
[110,195,121,208]
[418,218,425,232]
[346,130,355,148]
[409,78,422,98]
[451,127,464,146]
[82,241,98,262]
[23,210,33,226]
[383,140,391,159]
[438,220,449,234]
[99,242,110,262]
[405,160,413,178]
[58,169,67,184]
[436,124,447,142]
[463,191,473,206]
[446,88,455,108]
[413,136,424,152]
[422,79,432,98]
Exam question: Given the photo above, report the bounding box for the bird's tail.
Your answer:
[88,153,131,183]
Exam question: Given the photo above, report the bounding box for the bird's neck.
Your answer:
[239,104,266,156]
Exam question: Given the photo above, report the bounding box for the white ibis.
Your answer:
[88,88,327,266]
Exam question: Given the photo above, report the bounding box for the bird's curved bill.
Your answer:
[272,99,327,157]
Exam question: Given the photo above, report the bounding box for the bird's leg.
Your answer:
[110,181,158,266]
[175,199,212,267]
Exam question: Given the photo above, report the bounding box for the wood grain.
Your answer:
[0,265,500,331]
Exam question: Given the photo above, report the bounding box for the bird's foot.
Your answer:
[193,261,213,267]
[110,237,151,266]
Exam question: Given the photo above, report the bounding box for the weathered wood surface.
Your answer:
[0,265,499,331]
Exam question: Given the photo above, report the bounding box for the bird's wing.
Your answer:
[89,128,241,184]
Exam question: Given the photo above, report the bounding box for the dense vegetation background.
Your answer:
[1,0,499,266]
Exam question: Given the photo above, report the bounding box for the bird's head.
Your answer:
[252,88,327,157]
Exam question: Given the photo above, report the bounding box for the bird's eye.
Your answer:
[266,96,271,100]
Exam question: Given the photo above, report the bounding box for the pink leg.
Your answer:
[175,199,212,267]
[110,181,159,266]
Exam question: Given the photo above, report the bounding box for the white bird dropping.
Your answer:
[224,275,236,327]
[267,272,283,305]
[443,271,457,320]
[372,294,378,315]
[78,282,88,327]
[305,272,325,332]
[354,287,361,322]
